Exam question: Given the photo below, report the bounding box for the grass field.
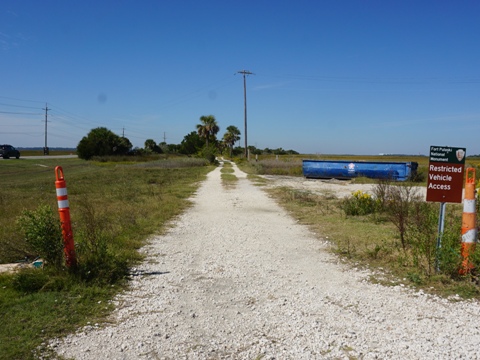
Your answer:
[220,161,237,187]
[1,153,479,359]
[0,155,212,360]
[236,155,480,300]
[242,154,480,186]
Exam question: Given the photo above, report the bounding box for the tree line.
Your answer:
[76,115,297,160]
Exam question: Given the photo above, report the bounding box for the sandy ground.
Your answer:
[260,174,427,199]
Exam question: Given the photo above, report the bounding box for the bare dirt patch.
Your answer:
[260,175,427,199]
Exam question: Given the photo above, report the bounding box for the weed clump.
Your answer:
[17,205,64,269]
[234,157,480,297]
[15,202,129,287]
[341,190,377,216]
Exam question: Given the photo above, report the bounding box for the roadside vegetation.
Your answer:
[17,149,77,157]
[238,154,431,181]
[220,161,237,187]
[3,110,480,358]
[0,156,212,360]
[0,114,237,359]
[237,155,480,299]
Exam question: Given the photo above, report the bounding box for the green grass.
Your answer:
[1,153,478,358]
[0,272,118,360]
[220,161,238,187]
[242,157,304,176]
[264,185,480,299]
[0,156,212,359]
[237,155,480,300]
[236,154,480,186]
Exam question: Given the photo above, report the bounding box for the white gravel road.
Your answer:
[52,161,480,359]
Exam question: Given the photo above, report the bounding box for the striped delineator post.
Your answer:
[460,168,477,275]
[55,166,77,268]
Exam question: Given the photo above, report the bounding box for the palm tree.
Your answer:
[196,115,220,147]
[223,125,241,157]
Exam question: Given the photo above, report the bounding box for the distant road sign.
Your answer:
[426,146,466,203]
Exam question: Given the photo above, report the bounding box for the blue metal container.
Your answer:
[302,160,418,181]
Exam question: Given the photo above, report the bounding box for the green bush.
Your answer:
[379,183,422,250]
[74,197,129,284]
[17,205,64,269]
[199,145,217,164]
[77,127,132,160]
[11,269,50,293]
[407,201,440,276]
[341,190,377,216]
[76,247,128,285]
[435,219,463,278]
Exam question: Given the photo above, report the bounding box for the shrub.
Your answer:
[74,197,129,284]
[341,190,377,216]
[436,230,462,278]
[11,269,50,293]
[77,127,132,160]
[17,205,64,269]
[372,179,390,211]
[407,201,439,276]
[76,248,128,285]
[199,145,217,164]
[376,183,422,250]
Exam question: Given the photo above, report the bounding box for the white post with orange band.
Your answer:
[55,166,77,268]
[460,168,477,275]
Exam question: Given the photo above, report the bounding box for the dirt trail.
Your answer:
[53,161,479,360]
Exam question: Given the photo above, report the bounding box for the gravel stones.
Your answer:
[52,162,480,359]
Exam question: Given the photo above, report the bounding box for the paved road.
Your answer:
[1,155,78,160]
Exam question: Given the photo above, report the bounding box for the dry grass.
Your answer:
[220,162,237,187]
[0,156,212,359]
[240,154,480,187]
[237,155,480,299]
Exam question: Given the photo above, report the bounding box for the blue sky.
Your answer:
[1,1,479,155]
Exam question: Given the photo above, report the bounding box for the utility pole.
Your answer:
[122,127,125,137]
[163,132,167,143]
[237,70,254,158]
[43,103,50,155]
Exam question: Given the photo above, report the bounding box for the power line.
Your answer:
[47,103,100,128]
[260,73,480,85]
[2,131,43,137]
[0,102,41,110]
[0,124,41,127]
[47,131,81,142]
[0,111,42,115]
[48,114,90,132]
[0,95,44,103]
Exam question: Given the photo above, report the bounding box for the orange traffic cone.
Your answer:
[460,168,477,275]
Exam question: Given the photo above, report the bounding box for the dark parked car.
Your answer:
[0,144,20,159]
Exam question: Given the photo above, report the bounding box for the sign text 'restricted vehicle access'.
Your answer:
[426,146,466,203]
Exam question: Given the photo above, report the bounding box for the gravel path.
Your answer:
[53,161,480,359]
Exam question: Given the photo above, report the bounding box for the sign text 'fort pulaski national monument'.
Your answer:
[426,146,466,204]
